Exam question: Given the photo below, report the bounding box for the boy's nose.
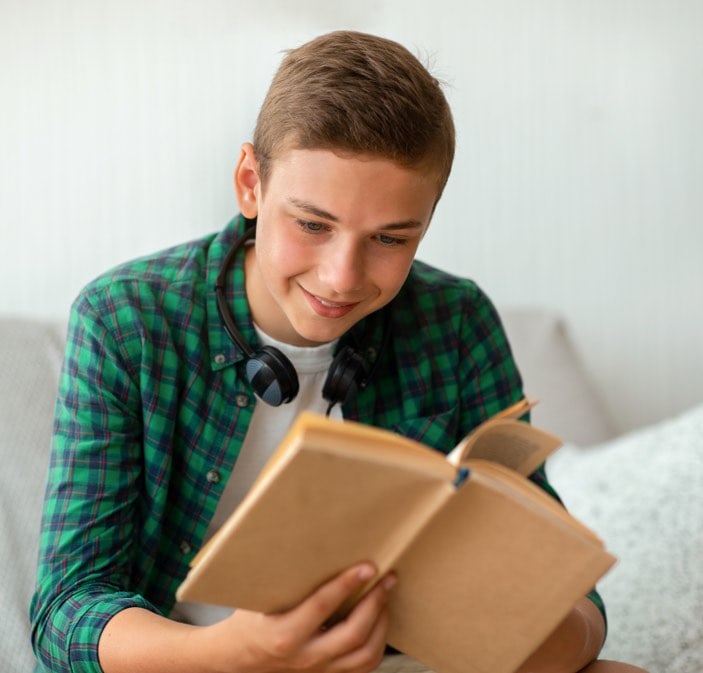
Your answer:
[319,240,365,295]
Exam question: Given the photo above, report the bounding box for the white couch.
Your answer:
[2,312,700,672]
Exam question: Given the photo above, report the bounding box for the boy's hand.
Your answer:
[204,562,396,673]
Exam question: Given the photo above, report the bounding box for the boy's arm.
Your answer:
[98,563,395,673]
[31,297,157,672]
[515,597,606,673]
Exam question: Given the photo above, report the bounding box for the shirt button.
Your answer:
[206,469,221,484]
[235,393,250,408]
[214,353,226,365]
[179,541,193,555]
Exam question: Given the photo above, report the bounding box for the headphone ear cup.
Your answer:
[323,346,368,407]
[245,346,299,406]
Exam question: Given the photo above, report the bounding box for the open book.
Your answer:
[177,399,615,673]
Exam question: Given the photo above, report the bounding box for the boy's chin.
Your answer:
[287,317,358,347]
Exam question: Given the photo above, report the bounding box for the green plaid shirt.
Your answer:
[31,214,603,672]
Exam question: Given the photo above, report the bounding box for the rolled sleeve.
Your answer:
[32,586,156,673]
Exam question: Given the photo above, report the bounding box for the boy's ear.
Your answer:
[234,143,260,219]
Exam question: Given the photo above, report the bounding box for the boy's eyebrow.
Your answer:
[289,198,339,221]
[287,197,426,230]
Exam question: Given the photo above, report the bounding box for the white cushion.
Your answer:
[548,403,703,673]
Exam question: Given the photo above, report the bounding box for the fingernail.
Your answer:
[357,563,376,581]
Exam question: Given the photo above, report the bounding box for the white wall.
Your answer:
[1,0,701,433]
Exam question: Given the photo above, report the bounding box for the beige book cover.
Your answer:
[177,404,615,673]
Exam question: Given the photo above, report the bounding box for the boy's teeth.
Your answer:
[317,296,342,307]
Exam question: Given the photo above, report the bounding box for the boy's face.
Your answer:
[235,143,439,346]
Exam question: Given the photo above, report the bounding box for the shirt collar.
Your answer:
[206,214,255,370]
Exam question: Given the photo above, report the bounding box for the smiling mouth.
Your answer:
[314,295,354,308]
[301,287,361,318]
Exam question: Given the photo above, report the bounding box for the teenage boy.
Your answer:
[31,30,646,673]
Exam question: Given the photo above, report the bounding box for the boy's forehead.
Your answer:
[258,146,441,227]
[262,144,441,190]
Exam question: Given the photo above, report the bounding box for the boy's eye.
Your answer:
[376,234,405,247]
[297,220,327,233]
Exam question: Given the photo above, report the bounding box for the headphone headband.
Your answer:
[214,223,257,357]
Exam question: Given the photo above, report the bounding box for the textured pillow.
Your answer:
[547,404,703,673]
[0,318,65,673]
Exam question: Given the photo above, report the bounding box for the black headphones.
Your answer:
[214,222,391,412]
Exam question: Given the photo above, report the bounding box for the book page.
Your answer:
[447,419,561,476]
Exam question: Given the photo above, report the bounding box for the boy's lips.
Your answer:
[301,288,361,318]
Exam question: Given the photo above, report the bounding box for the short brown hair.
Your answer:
[253,31,455,200]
